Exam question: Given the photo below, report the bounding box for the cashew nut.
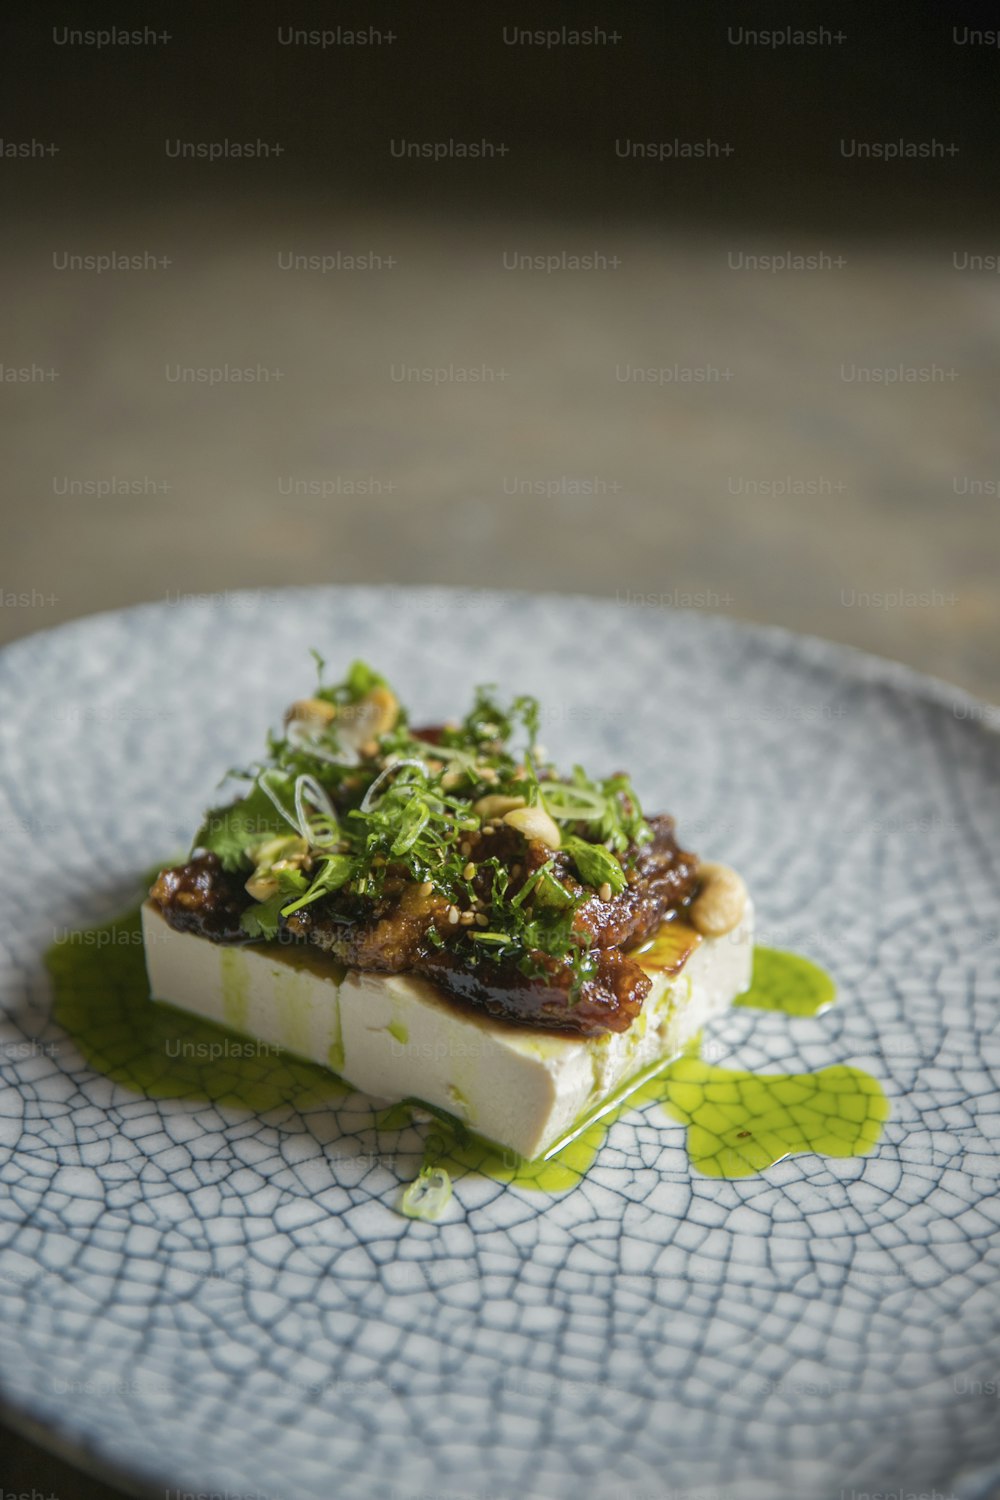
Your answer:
[473,793,527,821]
[338,686,399,748]
[502,804,562,849]
[284,697,336,728]
[689,861,747,937]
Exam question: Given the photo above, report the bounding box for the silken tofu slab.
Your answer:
[142,898,754,1160]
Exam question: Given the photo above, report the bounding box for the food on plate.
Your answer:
[144,659,753,1161]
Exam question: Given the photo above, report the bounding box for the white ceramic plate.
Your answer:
[1,587,998,1500]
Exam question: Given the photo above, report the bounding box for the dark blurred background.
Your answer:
[2,2,999,1492]
[2,1,999,702]
[7,0,1000,222]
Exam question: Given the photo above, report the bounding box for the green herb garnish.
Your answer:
[561,835,627,896]
[194,777,294,872]
[190,659,654,995]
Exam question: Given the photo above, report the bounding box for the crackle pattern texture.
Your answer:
[0,587,998,1500]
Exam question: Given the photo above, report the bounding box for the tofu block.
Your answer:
[142,897,753,1160]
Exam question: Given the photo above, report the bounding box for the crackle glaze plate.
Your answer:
[1,587,999,1500]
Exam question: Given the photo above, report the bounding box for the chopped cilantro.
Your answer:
[193,777,294,872]
[280,853,355,917]
[239,892,286,940]
[343,659,387,701]
[189,658,653,990]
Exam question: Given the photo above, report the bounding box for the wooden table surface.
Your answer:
[3,199,997,701]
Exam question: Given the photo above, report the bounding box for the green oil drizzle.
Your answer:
[653,1056,888,1178]
[327,1036,346,1073]
[45,909,886,1199]
[735,945,837,1016]
[426,947,881,1192]
[432,1050,888,1193]
[46,908,348,1112]
[220,947,250,1030]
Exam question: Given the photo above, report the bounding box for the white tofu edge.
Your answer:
[141,896,754,1160]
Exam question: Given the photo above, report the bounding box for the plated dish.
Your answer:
[144,661,754,1186]
[1,588,998,1500]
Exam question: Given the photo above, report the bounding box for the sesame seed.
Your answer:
[459,841,472,858]
[463,862,476,881]
[419,881,433,896]
[475,913,489,926]
[599,881,612,903]
[447,905,460,925]
[459,911,475,926]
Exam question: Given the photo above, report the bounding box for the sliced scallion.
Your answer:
[400,1166,452,1221]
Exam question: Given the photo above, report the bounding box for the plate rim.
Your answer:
[0,582,996,729]
[1,582,998,1499]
